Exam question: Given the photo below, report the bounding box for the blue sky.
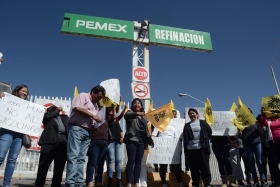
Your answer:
[1,1,280,117]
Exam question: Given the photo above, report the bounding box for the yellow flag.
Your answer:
[145,103,173,133]
[171,100,176,110]
[74,86,79,97]
[99,96,116,107]
[238,96,243,108]
[262,94,280,118]
[231,104,256,130]
[230,102,238,114]
[203,98,214,125]
[148,100,154,112]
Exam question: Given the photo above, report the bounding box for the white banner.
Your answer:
[0,93,44,137]
[100,79,120,104]
[185,107,237,136]
[168,118,185,138]
[212,111,237,136]
[34,98,71,115]
[147,137,182,164]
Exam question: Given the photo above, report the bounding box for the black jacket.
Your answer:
[38,110,69,145]
[124,110,153,147]
[183,120,212,154]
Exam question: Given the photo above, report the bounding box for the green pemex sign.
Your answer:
[61,13,134,42]
[149,24,212,52]
[61,13,212,52]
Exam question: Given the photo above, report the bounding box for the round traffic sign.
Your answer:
[134,67,148,81]
[133,83,149,98]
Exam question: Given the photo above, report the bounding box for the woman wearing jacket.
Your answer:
[261,109,280,187]
[183,108,212,187]
[238,111,267,187]
[124,98,154,187]
[0,84,29,187]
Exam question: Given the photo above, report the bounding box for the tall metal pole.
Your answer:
[144,44,150,112]
[271,39,280,94]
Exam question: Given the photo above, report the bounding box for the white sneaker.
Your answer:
[162,183,168,187]
[178,182,184,187]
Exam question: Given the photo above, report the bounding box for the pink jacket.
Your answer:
[261,115,280,141]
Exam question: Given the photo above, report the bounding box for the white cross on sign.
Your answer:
[131,83,150,99]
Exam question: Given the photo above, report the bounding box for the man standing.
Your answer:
[35,105,69,187]
[65,85,106,187]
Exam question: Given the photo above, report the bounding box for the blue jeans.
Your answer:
[244,143,266,181]
[212,142,232,176]
[65,124,91,187]
[125,141,145,184]
[86,139,108,184]
[0,128,23,187]
[107,140,123,179]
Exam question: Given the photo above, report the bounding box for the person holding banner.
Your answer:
[183,108,212,187]
[35,105,69,187]
[261,109,280,187]
[152,123,184,187]
[105,104,127,187]
[124,98,154,187]
[238,110,267,187]
[65,85,105,187]
[0,84,29,187]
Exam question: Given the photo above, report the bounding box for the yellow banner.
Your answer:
[238,96,243,108]
[231,104,256,130]
[230,102,238,114]
[74,86,79,97]
[203,98,214,125]
[145,103,173,133]
[171,100,176,110]
[262,94,280,118]
[99,96,116,107]
[148,100,154,113]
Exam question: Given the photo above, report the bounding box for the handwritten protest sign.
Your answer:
[100,79,120,105]
[185,107,237,136]
[212,111,237,136]
[147,137,182,164]
[168,118,185,138]
[35,98,71,115]
[0,93,45,137]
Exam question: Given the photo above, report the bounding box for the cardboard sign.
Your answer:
[0,93,44,137]
[185,107,237,136]
[168,118,185,138]
[35,98,71,115]
[100,79,120,104]
[147,137,182,164]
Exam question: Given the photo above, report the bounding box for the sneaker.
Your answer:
[162,183,168,187]
[177,182,184,187]
[261,181,268,187]
[251,182,260,187]
[238,180,245,185]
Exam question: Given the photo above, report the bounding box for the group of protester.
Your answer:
[0,84,280,187]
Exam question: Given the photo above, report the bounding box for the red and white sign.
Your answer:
[131,83,150,99]
[132,66,149,82]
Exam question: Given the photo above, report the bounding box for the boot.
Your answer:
[116,178,123,187]
[221,175,228,187]
[107,177,112,187]
[228,176,237,187]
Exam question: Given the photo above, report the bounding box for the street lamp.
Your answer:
[0,52,3,65]
[139,20,150,38]
[178,92,204,104]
